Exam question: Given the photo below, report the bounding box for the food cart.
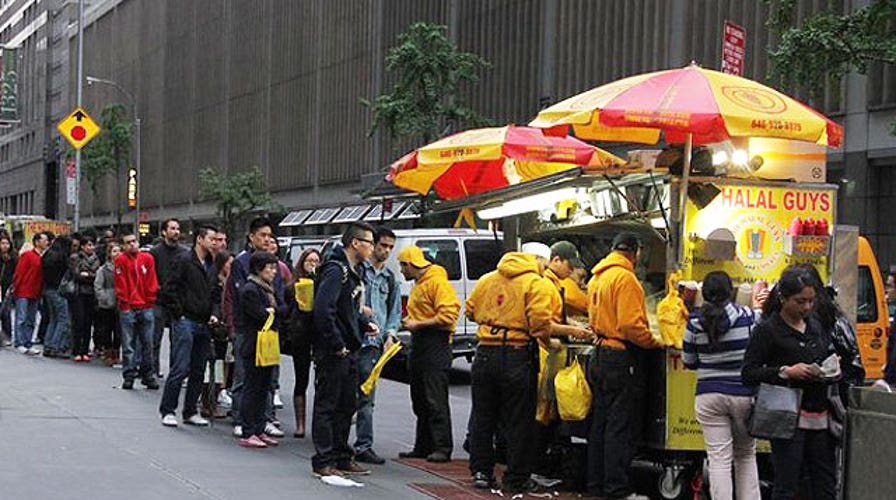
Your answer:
[0,215,71,248]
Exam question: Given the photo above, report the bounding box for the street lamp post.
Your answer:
[85,76,140,236]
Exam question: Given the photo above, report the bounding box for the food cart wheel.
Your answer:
[657,465,685,499]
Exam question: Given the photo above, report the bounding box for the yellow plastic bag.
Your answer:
[255,312,281,367]
[294,278,314,312]
[360,342,403,395]
[554,357,591,421]
[657,272,689,349]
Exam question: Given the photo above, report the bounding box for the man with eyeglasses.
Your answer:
[311,221,380,479]
[115,231,161,390]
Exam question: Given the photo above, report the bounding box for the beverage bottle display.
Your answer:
[788,217,803,236]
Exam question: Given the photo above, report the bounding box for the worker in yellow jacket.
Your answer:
[396,245,460,464]
[464,244,555,494]
[544,240,594,338]
[585,232,660,500]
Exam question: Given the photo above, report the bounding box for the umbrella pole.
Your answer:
[677,133,692,269]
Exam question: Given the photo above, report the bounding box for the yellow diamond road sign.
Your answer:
[56,106,100,150]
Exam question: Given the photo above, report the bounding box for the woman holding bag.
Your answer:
[682,271,760,500]
[742,266,838,500]
[283,248,320,438]
[237,251,286,449]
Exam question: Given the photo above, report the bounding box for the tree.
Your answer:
[79,103,133,193]
[764,0,896,133]
[198,166,275,238]
[362,22,493,145]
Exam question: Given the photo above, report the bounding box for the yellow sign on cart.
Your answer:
[56,106,100,150]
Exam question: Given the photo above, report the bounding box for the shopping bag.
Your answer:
[748,383,803,440]
[537,345,566,424]
[294,278,314,313]
[360,342,403,395]
[255,312,281,367]
[656,272,688,348]
[554,357,592,421]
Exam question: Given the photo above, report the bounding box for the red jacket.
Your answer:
[13,249,43,300]
[114,251,158,311]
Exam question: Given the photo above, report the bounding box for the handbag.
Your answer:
[255,311,281,367]
[748,383,803,440]
[59,270,76,298]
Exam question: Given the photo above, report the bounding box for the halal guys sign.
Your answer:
[684,182,835,284]
[56,106,100,150]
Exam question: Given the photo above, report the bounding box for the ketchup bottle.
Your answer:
[802,218,816,236]
[788,217,803,236]
[815,218,829,236]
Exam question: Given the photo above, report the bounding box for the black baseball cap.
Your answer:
[611,232,642,252]
[550,240,584,268]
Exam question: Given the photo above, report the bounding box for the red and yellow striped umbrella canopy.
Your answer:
[386,125,624,200]
[529,64,843,147]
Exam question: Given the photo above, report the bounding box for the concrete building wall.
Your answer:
[28,0,896,267]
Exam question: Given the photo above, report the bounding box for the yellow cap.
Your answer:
[397,245,431,268]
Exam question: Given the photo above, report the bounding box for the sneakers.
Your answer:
[26,347,41,355]
[258,434,279,446]
[15,346,27,354]
[239,435,267,448]
[217,390,233,409]
[141,377,160,390]
[398,450,428,459]
[313,466,344,478]
[122,379,135,390]
[355,449,386,465]
[336,461,370,476]
[273,390,284,409]
[472,472,497,490]
[426,451,451,463]
[264,422,285,438]
[161,414,178,427]
[233,425,243,437]
[184,414,209,427]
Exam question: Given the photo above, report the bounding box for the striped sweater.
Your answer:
[682,302,755,396]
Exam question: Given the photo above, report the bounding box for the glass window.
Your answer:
[464,239,503,280]
[416,239,461,280]
[857,266,878,323]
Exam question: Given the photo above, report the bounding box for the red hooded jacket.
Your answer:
[114,251,158,311]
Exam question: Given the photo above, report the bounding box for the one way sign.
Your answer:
[56,106,100,150]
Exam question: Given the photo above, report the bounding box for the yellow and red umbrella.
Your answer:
[529,63,843,147]
[387,125,624,200]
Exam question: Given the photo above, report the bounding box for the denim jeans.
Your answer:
[14,298,38,348]
[354,345,381,453]
[43,289,70,353]
[120,308,155,381]
[159,318,211,417]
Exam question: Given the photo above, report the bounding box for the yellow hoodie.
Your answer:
[587,251,659,350]
[560,277,589,317]
[466,252,555,345]
[406,264,460,331]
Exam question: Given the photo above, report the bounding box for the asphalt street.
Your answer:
[0,342,475,500]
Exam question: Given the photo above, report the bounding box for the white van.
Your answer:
[321,228,504,361]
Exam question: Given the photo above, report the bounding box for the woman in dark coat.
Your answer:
[237,251,287,448]
[742,266,839,500]
[283,248,321,438]
[0,234,17,343]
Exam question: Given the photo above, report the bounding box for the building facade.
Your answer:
[1,0,890,264]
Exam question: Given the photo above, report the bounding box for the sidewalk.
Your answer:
[0,347,473,500]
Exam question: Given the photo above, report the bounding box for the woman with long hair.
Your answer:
[41,235,72,358]
[743,266,839,500]
[682,271,760,500]
[283,248,320,438]
[0,234,17,345]
[72,235,101,362]
[94,242,122,365]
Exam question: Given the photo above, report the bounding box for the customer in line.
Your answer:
[94,241,122,366]
[682,271,760,500]
[742,266,838,500]
[283,248,320,439]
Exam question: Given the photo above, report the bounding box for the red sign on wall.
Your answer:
[721,20,746,76]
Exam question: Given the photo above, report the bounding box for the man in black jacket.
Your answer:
[157,225,220,427]
[311,221,379,478]
[150,218,189,378]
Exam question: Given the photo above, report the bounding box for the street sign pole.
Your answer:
[74,0,84,230]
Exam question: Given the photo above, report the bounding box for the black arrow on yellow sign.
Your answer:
[73,110,86,121]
